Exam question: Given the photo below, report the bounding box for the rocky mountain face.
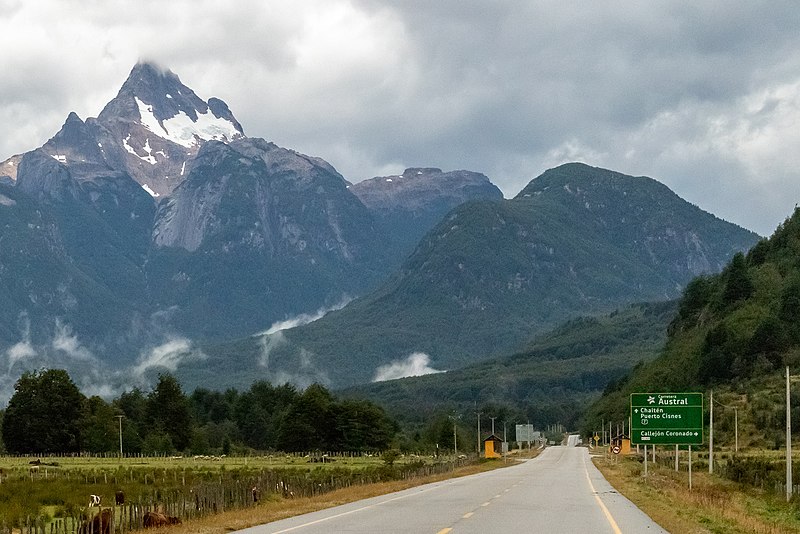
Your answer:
[350,167,503,263]
[203,163,760,390]
[0,64,764,398]
[92,62,244,197]
[0,62,501,394]
[146,137,388,338]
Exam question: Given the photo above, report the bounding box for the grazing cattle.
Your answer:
[78,509,111,534]
[276,480,294,498]
[143,512,181,528]
[88,494,101,507]
[115,491,125,505]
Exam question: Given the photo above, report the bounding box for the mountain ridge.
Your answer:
[178,163,760,391]
[0,62,508,398]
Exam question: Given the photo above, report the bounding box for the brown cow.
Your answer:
[78,509,111,534]
[143,511,181,528]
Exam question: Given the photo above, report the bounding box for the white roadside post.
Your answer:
[644,444,648,478]
[675,444,679,472]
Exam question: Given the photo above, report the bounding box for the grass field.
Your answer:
[0,452,483,531]
[593,448,800,533]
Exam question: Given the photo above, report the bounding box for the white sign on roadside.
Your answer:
[516,424,537,442]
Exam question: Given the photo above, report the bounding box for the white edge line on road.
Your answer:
[267,480,451,533]
[583,453,623,534]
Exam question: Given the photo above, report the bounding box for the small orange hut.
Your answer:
[483,434,503,458]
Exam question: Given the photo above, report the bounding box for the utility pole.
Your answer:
[787,366,792,502]
[503,422,508,462]
[116,415,124,459]
[709,389,714,474]
[490,416,497,436]
[477,412,481,457]
[454,421,457,456]
[716,398,740,455]
[448,413,461,457]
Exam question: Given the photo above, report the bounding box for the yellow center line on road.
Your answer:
[462,512,474,519]
[436,529,452,534]
[481,501,491,507]
[494,494,502,498]
[583,453,623,534]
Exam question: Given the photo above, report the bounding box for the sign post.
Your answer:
[631,393,703,487]
[630,393,704,446]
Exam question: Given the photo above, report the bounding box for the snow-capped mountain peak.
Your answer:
[83,61,246,196]
[134,96,241,148]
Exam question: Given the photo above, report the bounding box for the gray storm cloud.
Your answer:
[3,2,800,234]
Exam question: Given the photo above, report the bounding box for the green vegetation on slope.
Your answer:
[342,301,677,431]
[255,163,758,389]
[586,208,800,446]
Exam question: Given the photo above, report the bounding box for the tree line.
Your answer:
[0,369,398,455]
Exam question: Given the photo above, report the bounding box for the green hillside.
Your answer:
[586,209,800,448]
[263,163,757,388]
[340,301,676,429]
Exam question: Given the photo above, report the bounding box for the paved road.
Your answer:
[237,446,667,533]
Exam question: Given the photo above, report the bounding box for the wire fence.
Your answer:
[0,454,469,533]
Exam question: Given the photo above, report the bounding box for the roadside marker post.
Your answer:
[644,445,647,478]
[675,444,678,472]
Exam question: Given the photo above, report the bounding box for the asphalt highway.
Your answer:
[237,445,667,533]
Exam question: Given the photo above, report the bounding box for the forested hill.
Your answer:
[249,163,758,389]
[586,208,800,443]
[342,301,677,430]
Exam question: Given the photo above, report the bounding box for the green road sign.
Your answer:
[630,393,704,445]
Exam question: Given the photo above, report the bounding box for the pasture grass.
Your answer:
[0,451,531,529]
[594,450,800,533]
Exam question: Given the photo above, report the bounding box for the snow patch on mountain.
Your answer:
[135,97,241,148]
[142,183,160,197]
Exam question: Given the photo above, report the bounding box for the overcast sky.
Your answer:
[2,0,800,235]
